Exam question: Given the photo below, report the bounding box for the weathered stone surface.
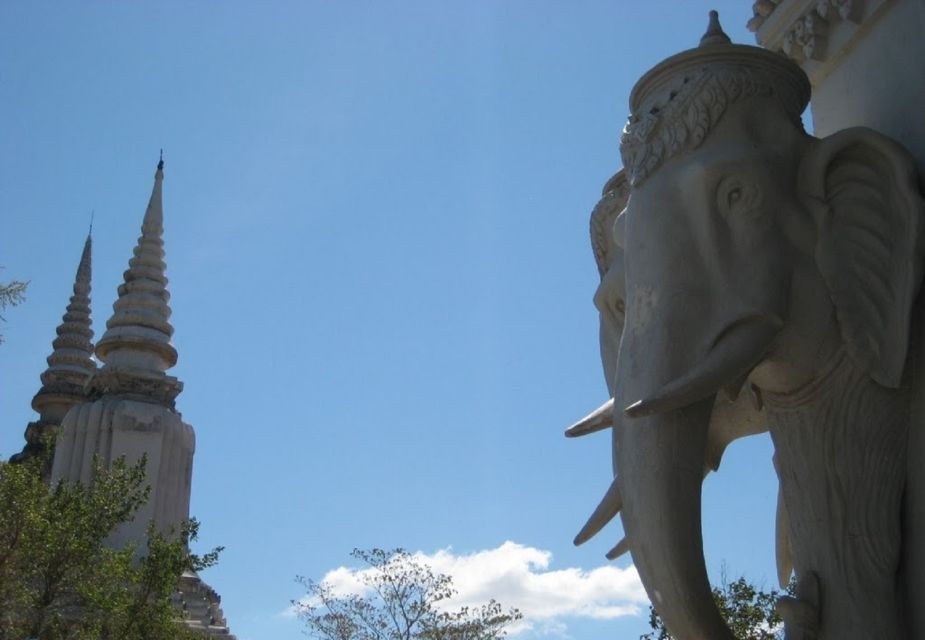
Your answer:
[51,395,195,548]
[173,571,237,639]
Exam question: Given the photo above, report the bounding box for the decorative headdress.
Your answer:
[619,11,810,187]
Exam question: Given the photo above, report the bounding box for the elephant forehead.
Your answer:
[630,104,795,200]
[622,196,710,284]
[624,150,787,264]
[640,144,772,200]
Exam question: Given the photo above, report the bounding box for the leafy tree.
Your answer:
[0,451,220,640]
[0,273,27,344]
[641,572,785,640]
[295,548,522,640]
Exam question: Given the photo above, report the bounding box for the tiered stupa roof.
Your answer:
[90,157,182,406]
[12,233,96,464]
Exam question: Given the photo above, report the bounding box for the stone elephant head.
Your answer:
[566,14,925,640]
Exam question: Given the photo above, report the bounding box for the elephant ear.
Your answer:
[799,127,925,388]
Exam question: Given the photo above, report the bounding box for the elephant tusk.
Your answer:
[606,537,630,560]
[565,398,615,438]
[624,315,782,418]
[574,476,622,546]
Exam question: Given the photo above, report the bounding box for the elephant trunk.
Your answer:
[617,397,735,640]
[615,316,780,639]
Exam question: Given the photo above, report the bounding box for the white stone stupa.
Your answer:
[47,157,235,638]
[51,157,194,543]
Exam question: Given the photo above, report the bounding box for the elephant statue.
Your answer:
[566,12,925,640]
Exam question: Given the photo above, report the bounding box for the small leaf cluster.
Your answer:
[295,548,522,640]
[0,275,27,344]
[641,572,785,640]
[0,451,220,640]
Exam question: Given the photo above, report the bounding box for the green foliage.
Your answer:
[0,452,221,640]
[641,573,784,640]
[295,548,522,640]
[0,274,27,344]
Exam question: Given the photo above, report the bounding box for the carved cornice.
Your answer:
[86,366,183,408]
[747,0,893,84]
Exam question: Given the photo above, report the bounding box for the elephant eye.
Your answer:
[717,176,762,219]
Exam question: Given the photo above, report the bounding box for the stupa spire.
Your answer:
[12,232,96,464]
[91,156,182,405]
[38,232,96,389]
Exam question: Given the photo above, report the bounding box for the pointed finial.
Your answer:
[158,148,164,171]
[700,10,732,46]
[89,210,94,236]
[79,231,92,282]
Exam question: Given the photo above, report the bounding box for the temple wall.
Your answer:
[809,0,925,170]
[752,0,925,170]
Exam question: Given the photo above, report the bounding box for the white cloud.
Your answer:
[289,541,647,638]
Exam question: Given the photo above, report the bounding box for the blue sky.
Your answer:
[0,3,784,639]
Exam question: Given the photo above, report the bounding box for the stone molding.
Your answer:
[86,366,183,408]
[747,0,893,84]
